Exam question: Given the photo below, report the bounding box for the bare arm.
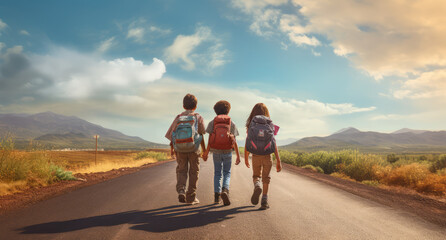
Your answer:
[274,144,282,172]
[234,139,241,165]
[244,148,250,168]
[202,135,211,161]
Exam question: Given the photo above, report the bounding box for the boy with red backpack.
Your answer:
[202,100,241,206]
[165,94,206,205]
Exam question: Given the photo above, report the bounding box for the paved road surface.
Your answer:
[1,158,445,239]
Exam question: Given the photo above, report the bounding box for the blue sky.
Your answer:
[1,0,445,144]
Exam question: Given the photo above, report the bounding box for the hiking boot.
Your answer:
[214,192,221,204]
[187,197,200,205]
[178,190,186,203]
[251,185,262,205]
[259,197,270,210]
[221,188,231,206]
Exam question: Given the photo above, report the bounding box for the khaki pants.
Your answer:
[176,152,200,202]
[252,154,272,184]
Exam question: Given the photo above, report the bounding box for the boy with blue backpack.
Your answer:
[165,94,206,205]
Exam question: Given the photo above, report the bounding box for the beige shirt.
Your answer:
[165,110,206,142]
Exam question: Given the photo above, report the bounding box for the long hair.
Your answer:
[246,103,270,130]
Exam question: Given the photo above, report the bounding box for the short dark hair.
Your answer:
[214,100,231,115]
[183,94,197,110]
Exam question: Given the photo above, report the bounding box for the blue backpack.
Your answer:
[245,115,275,155]
[172,115,202,153]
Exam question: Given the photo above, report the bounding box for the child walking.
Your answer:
[203,100,241,206]
[165,93,206,205]
[244,103,282,210]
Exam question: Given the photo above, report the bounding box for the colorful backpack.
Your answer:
[245,115,275,155]
[209,115,234,150]
[172,115,202,153]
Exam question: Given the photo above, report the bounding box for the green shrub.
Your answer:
[362,180,380,187]
[302,165,324,173]
[135,151,168,161]
[430,155,446,173]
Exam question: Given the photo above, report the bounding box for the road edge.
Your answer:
[0,159,174,215]
[283,163,446,227]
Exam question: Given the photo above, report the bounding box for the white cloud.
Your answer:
[0,46,166,100]
[126,19,171,44]
[127,27,145,43]
[0,42,5,52]
[19,30,30,36]
[97,37,116,53]
[392,69,446,100]
[164,26,229,72]
[231,0,446,104]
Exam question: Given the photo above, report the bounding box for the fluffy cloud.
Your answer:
[231,0,446,102]
[393,69,446,100]
[0,45,166,101]
[164,26,228,73]
[0,74,375,142]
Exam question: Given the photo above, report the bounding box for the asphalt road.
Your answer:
[1,158,445,240]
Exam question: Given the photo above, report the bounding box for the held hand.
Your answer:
[276,161,282,172]
[245,158,250,168]
[235,156,241,165]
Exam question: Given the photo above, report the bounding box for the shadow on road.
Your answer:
[18,204,257,234]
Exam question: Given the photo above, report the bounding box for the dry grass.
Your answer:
[281,150,446,197]
[0,146,169,196]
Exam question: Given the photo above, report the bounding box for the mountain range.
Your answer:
[282,127,446,153]
[0,112,166,150]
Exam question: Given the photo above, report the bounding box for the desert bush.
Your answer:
[386,154,399,163]
[362,180,380,187]
[135,151,168,161]
[415,174,446,196]
[330,172,354,181]
[383,163,429,187]
[0,137,75,195]
[429,154,446,173]
[342,154,386,182]
[302,165,324,173]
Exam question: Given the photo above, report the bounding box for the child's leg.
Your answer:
[213,153,223,193]
[221,152,232,190]
[261,155,273,195]
[186,152,200,202]
[176,152,188,193]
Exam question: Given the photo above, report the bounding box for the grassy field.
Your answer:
[279,150,446,196]
[0,138,169,196]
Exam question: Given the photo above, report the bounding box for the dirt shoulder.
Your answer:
[0,160,174,215]
[284,163,446,227]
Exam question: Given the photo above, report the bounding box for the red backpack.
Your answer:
[209,115,234,150]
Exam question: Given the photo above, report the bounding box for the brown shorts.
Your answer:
[252,154,272,184]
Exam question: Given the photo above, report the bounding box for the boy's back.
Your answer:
[165,94,206,205]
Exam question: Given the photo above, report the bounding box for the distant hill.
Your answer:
[0,112,166,150]
[282,127,446,153]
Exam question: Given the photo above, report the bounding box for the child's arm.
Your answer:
[233,139,241,165]
[244,147,250,168]
[170,141,176,159]
[274,144,282,172]
[200,137,207,160]
[202,135,211,161]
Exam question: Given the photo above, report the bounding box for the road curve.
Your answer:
[0,158,445,239]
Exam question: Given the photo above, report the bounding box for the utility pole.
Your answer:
[94,135,100,165]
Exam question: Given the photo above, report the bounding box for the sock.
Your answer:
[262,194,268,199]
